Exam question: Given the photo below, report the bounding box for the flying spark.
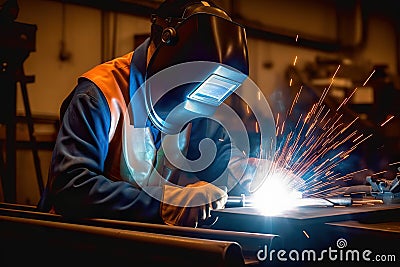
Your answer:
[380,115,394,127]
[254,64,377,204]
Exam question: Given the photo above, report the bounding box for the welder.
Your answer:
[38,0,261,227]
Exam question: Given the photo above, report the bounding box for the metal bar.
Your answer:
[226,195,353,208]
[0,202,37,211]
[18,69,44,195]
[48,0,346,52]
[0,214,245,267]
[89,218,282,257]
[0,202,282,260]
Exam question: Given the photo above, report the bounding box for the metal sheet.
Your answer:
[210,202,400,253]
[213,202,400,224]
[327,220,400,234]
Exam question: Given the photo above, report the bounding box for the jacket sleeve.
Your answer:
[188,118,251,196]
[43,80,163,223]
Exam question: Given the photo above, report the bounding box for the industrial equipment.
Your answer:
[367,171,400,204]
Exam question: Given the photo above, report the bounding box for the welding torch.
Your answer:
[224,194,353,208]
[202,195,352,228]
[225,195,254,208]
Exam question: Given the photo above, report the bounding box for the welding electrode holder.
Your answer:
[224,195,353,208]
[199,195,250,227]
[225,194,253,208]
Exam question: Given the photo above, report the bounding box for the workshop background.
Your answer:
[0,0,399,205]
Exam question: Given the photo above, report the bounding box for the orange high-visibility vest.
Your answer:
[80,52,133,181]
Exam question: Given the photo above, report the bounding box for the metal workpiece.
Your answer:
[2,201,400,266]
[210,199,400,254]
[0,202,281,266]
[87,218,282,260]
[300,196,352,207]
[0,213,245,267]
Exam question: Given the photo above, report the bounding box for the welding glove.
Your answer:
[226,156,269,195]
[161,181,228,227]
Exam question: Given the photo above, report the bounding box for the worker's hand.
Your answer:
[227,157,273,195]
[161,181,228,227]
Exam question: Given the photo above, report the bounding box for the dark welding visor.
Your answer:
[145,9,249,134]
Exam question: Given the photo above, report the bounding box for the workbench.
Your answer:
[211,200,400,266]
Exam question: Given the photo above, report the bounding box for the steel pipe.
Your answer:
[0,203,282,264]
[0,214,245,267]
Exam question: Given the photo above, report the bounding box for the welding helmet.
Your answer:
[145,0,249,134]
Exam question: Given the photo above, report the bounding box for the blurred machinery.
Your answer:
[367,170,400,204]
[0,0,46,203]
